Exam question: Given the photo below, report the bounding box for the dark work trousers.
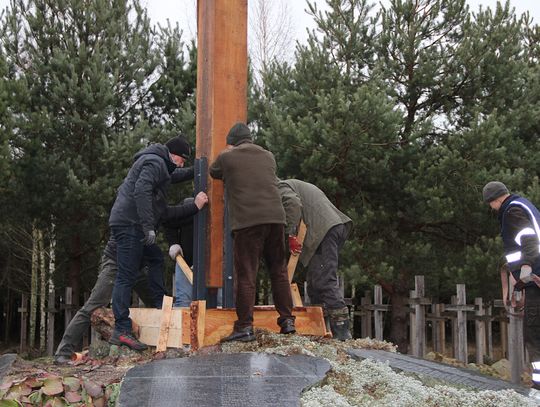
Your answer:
[307,224,347,312]
[524,285,540,386]
[232,223,294,330]
[111,225,165,334]
[55,255,153,357]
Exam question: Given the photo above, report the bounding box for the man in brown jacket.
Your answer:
[209,122,295,342]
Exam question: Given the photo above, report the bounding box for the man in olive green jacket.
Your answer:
[209,122,295,342]
[279,179,353,340]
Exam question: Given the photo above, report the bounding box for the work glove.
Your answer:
[142,230,156,246]
[515,264,533,290]
[169,244,183,261]
[520,264,533,283]
[288,236,302,254]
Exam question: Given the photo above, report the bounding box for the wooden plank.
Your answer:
[129,307,188,348]
[156,296,174,352]
[129,305,326,348]
[196,0,248,288]
[287,221,307,282]
[190,300,206,350]
[290,283,303,307]
[176,255,193,285]
[202,306,327,346]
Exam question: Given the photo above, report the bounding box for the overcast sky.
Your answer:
[0,0,538,48]
[141,0,540,45]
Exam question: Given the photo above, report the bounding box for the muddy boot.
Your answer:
[328,307,352,341]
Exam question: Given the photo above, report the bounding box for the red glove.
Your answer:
[288,236,302,254]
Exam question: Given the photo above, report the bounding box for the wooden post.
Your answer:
[451,295,458,359]
[486,305,493,360]
[82,292,89,348]
[4,289,11,344]
[500,307,508,359]
[456,284,468,363]
[19,293,28,354]
[430,303,445,355]
[360,290,372,338]
[474,297,485,365]
[46,291,55,356]
[508,291,524,384]
[414,276,426,358]
[64,287,73,331]
[196,0,248,290]
[373,285,383,340]
[409,290,416,356]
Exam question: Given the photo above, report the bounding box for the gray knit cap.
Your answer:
[482,181,509,203]
[226,122,251,146]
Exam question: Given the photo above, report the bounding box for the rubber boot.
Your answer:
[327,307,352,341]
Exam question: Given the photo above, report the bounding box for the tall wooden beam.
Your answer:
[196,0,248,289]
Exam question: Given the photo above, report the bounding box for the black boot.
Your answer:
[328,307,352,341]
[280,318,296,335]
[330,317,352,341]
[221,326,255,343]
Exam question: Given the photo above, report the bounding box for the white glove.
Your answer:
[168,244,183,261]
[520,264,533,283]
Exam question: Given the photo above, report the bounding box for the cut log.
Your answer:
[190,300,206,350]
[90,307,140,342]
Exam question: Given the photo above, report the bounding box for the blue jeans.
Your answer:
[111,225,165,333]
[174,263,192,307]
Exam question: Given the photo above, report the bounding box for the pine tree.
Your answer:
[252,0,539,351]
[0,0,197,310]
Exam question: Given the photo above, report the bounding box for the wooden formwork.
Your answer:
[129,298,330,351]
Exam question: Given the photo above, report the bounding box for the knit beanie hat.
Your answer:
[226,122,251,146]
[166,136,191,159]
[482,181,509,203]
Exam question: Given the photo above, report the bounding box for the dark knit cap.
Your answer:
[226,122,251,146]
[482,181,509,203]
[165,136,191,159]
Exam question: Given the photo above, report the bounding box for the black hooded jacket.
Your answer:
[109,144,194,232]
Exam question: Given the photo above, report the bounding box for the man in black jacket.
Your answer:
[483,181,540,390]
[108,136,195,350]
[54,191,207,363]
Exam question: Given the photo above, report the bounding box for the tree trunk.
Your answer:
[3,289,10,343]
[38,229,47,353]
[69,233,81,307]
[29,224,39,349]
[388,287,409,353]
[47,223,57,356]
